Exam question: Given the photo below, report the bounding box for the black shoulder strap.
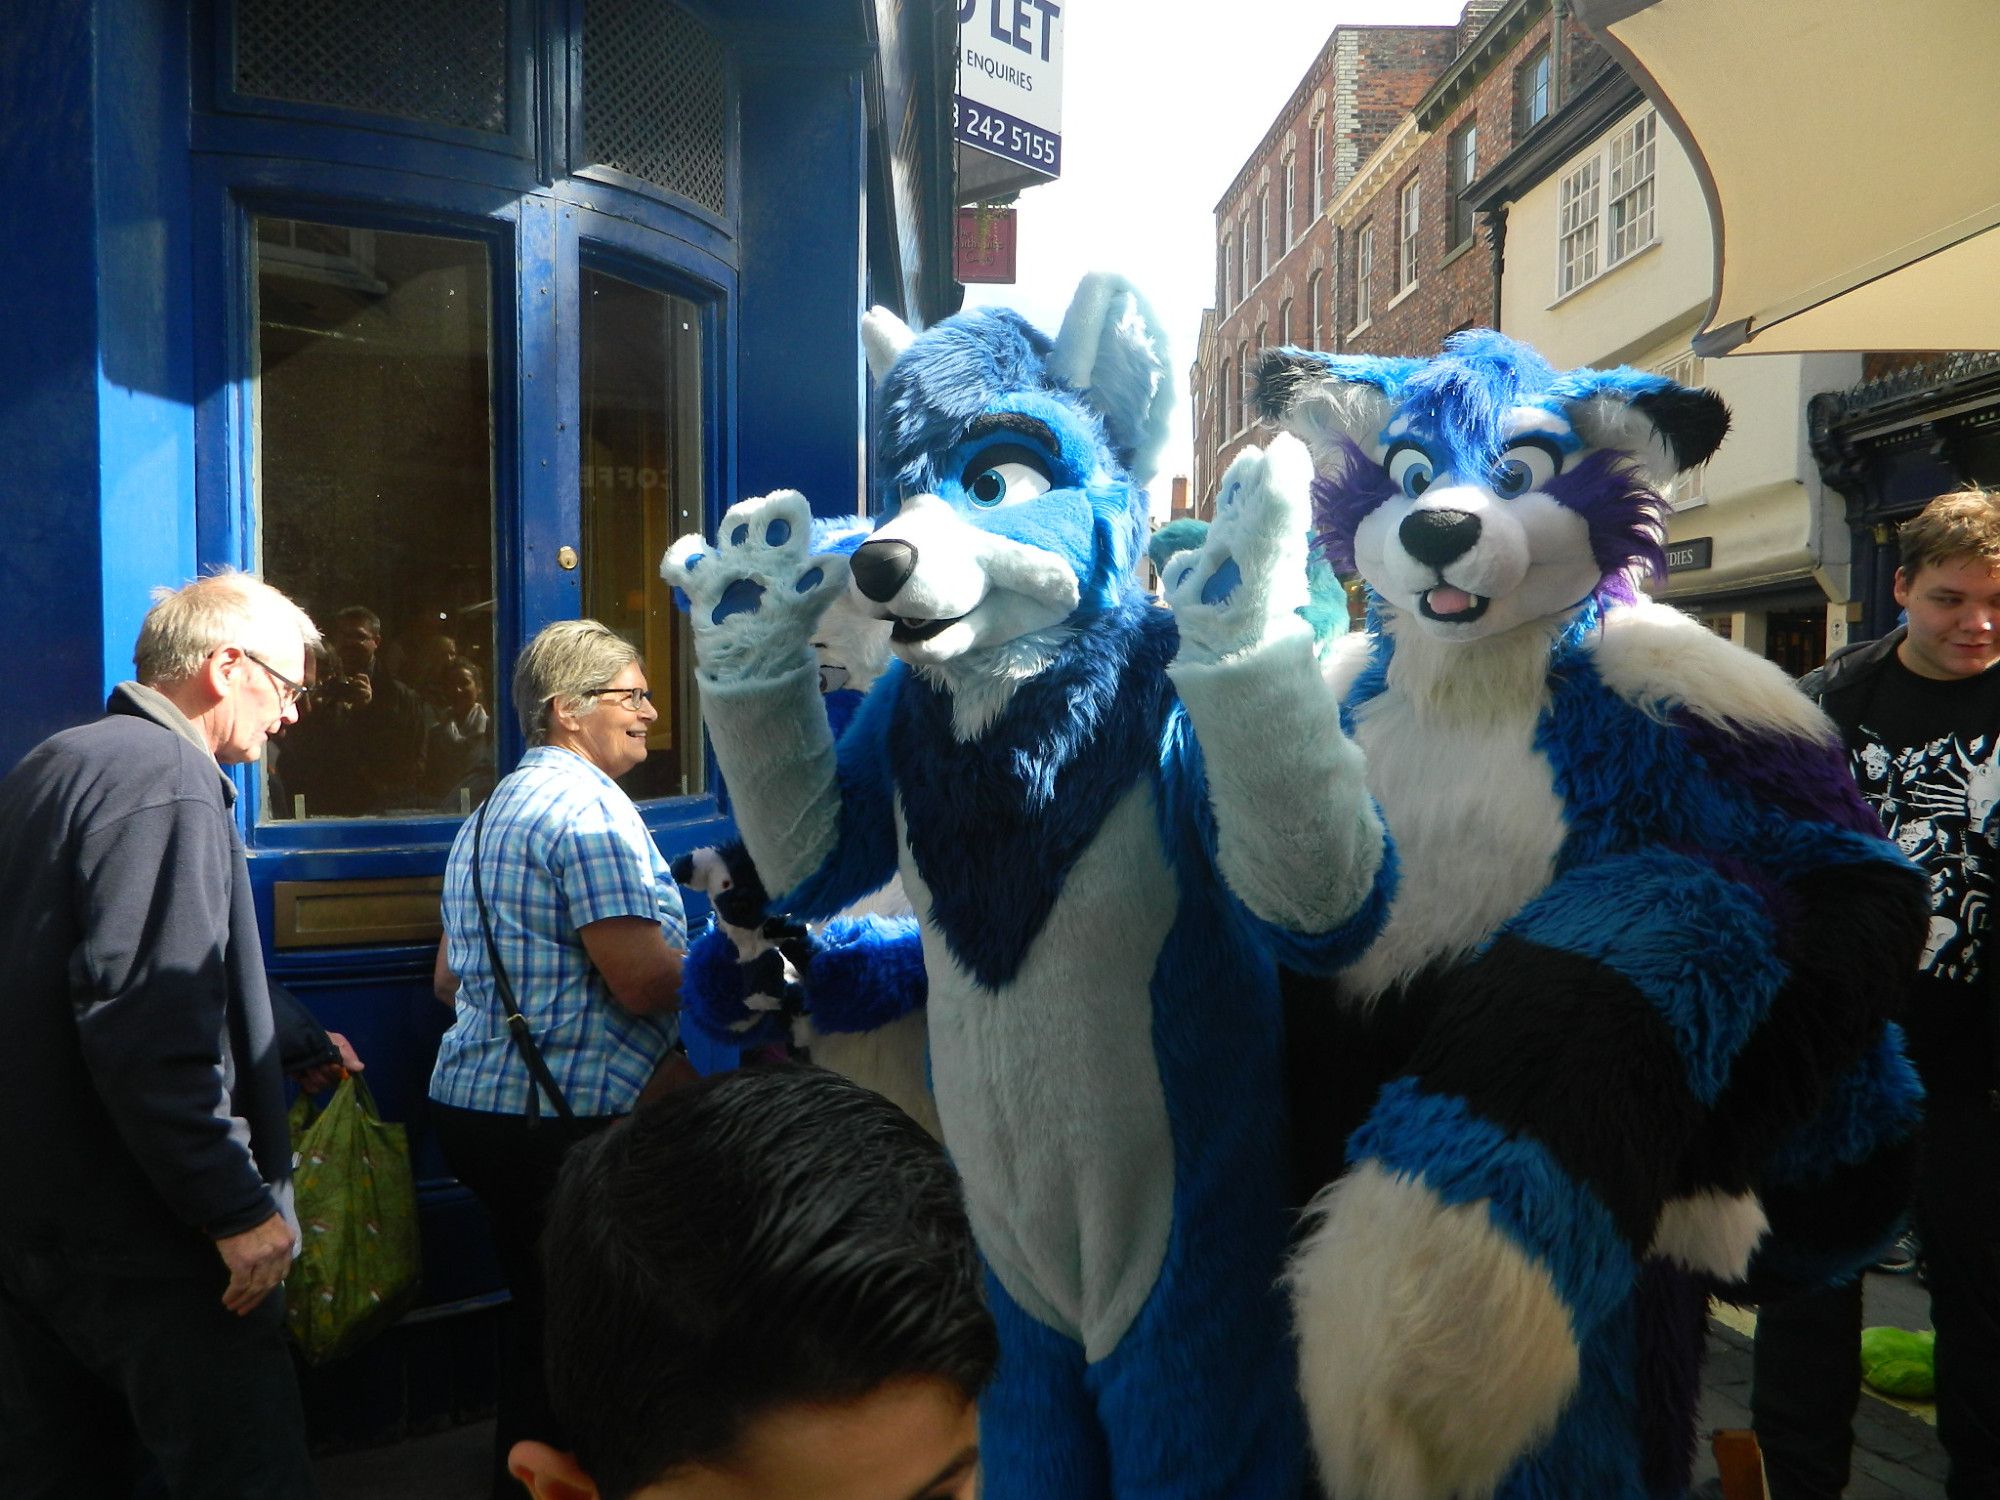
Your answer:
[471,801,579,1130]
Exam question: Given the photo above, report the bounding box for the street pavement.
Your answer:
[317,1272,1948,1498]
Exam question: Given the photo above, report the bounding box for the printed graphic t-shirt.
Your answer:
[1846,653,2000,1074]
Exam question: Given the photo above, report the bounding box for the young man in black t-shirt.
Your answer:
[1749,489,2000,1500]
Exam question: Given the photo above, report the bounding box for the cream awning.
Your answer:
[1574,0,2000,355]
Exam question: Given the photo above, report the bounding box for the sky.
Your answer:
[960,0,1467,504]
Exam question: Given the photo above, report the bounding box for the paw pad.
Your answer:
[711,577,767,625]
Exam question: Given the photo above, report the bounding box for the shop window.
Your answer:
[233,0,508,134]
[254,217,497,822]
[583,0,728,216]
[578,268,707,801]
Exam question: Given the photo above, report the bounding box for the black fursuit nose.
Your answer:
[851,538,919,603]
[1398,508,1481,568]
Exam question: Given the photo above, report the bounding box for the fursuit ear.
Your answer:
[1251,348,1418,469]
[861,306,916,382]
[1047,272,1173,485]
[1556,368,1731,485]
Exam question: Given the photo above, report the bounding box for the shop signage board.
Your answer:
[955,0,1063,179]
[1667,537,1714,572]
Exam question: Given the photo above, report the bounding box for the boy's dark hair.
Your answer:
[541,1064,997,1499]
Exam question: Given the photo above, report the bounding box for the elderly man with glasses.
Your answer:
[0,570,331,1499]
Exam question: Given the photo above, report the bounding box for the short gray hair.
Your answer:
[133,570,323,686]
[514,618,641,744]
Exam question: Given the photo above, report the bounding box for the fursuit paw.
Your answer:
[661,491,852,684]
[1163,432,1314,664]
[1289,1163,1581,1500]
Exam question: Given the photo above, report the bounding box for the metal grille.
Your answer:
[234,0,508,135]
[582,0,728,216]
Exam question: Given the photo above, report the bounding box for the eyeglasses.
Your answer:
[242,650,306,708]
[581,686,653,712]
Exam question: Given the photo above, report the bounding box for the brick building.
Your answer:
[1190,0,1611,513]
[1189,22,1458,514]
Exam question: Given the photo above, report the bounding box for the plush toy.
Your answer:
[1250,331,1927,1500]
[661,274,1391,1498]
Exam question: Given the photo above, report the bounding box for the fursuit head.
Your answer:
[1253,331,1926,1500]
[662,275,1391,1500]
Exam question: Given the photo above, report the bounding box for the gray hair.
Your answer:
[133,570,323,686]
[514,618,641,744]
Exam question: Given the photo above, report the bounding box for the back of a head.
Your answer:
[132,570,322,687]
[541,1065,996,1500]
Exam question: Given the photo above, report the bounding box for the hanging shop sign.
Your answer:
[1667,536,1714,572]
[955,206,1018,283]
[955,0,1063,179]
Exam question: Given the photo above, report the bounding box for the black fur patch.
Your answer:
[1629,387,1731,472]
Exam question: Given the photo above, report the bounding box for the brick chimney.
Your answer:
[1457,0,1507,54]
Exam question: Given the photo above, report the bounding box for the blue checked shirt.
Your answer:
[429,746,685,1118]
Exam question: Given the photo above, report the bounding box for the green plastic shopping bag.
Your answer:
[285,1074,421,1365]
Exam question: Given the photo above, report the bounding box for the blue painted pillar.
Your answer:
[0,0,194,773]
[734,47,870,518]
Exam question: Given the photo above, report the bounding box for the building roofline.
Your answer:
[1467,61,1642,212]
[1413,0,1550,131]
[1327,113,1425,229]
[1212,23,1457,215]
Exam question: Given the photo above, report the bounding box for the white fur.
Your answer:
[1648,1189,1769,1280]
[1588,600,1841,746]
[1047,272,1172,484]
[913,625,1072,742]
[1569,394,1680,487]
[904,784,1178,1363]
[1352,481,1608,645]
[810,1011,944,1140]
[853,494,1079,669]
[1163,435,1316,665]
[1291,1162,1581,1500]
[861,305,915,380]
[1339,617,1571,1004]
[1283,379,1399,468]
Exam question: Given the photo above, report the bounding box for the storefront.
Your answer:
[2,0,957,1440]
[1812,354,2000,642]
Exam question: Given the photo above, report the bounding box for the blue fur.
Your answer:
[804,914,929,1033]
[1288,335,1923,1499]
[1503,850,1787,1104]
[679,925,791,1050]
[1355,1080,1634,1335]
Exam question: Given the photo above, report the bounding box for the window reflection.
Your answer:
[579,267,705,800]
[253,218,497,821]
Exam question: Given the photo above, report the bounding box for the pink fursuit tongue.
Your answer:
[1426,586,1475,614]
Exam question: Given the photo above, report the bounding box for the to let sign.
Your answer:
[955,0,1063,179]
[1667,537,1714,572]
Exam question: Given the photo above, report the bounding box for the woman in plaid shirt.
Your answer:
[429,619,686,1500]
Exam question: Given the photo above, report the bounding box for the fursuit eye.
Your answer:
[960,446,1053,509]
[1491,441,1562,498]
[1386,446,1434,500]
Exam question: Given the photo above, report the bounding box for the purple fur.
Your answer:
[1308,437,1397,573]
[1672,712,1886,839]
[1543,449,1671,583]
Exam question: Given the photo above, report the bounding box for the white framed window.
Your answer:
[1236,341,1250,429]
[1607,111,1657,264]
[1311,116,1326,214]
[1556,110,1660,298]
[1516,43,1551,134]
[1220,235,1232,310]
[1557,156,1601,295]
[1239,214,1252,297]
[1653,348,1708,510]
[1354,222,1374,328]
[1283,156,1296,246]
[1278,299,1292,347]
[1257,190,1270,280]
[1398,176,1420,292]
[1221,359,1234,442]
[1306,270,1322,347]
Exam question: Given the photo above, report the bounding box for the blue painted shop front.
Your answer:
[0,0,957,1443]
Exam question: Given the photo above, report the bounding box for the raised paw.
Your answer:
[660,491,851,683]
[1163,432,1315,664]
